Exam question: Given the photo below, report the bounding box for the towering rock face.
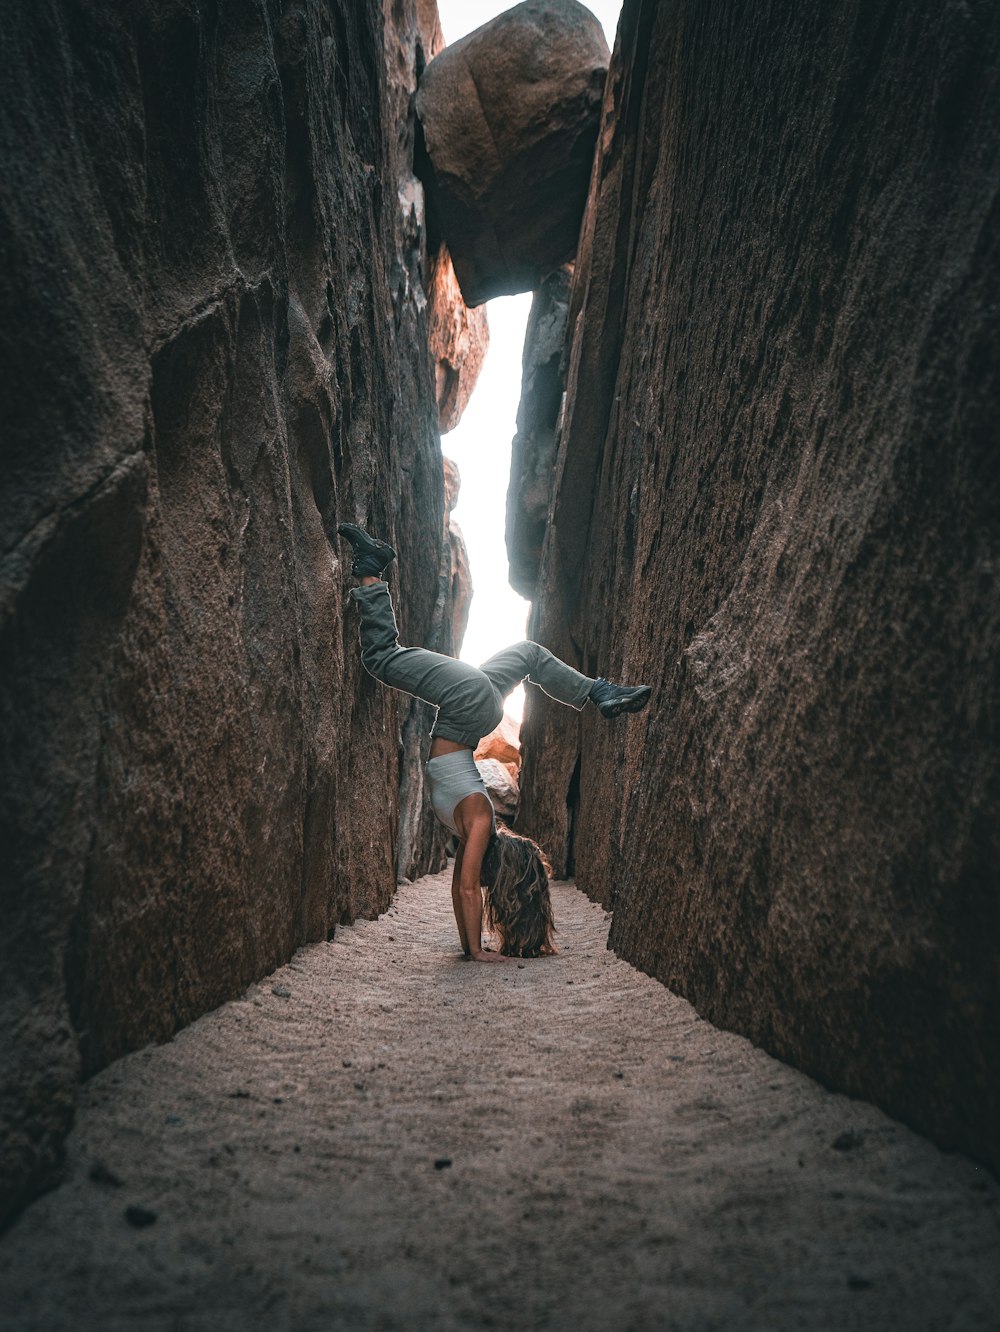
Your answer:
[517,0,1000,1166]
[506,267,572,598]
[415,0,609,305]
[0,0,458,1222]
[403,7,490,437]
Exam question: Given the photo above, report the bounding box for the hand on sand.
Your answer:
[470,948,514,964]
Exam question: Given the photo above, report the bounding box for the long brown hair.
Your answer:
[481,824,556,957]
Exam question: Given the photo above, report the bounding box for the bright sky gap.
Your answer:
[434,2,623,720]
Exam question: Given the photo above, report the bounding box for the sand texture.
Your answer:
[1,871,997,1331]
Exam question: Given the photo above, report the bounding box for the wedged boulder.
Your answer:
[415,0,609,305]
[507,266,572,597]
[427,244,490,432]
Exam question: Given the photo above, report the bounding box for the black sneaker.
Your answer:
[588,677,652,719]
[337,523,397,578]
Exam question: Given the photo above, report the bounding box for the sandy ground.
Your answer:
[1,870,997,1332]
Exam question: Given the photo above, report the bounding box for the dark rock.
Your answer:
[124,1204,158,1229]
[89,1160,123,1189]
[271,985,291,1000]
[507,267,572,598]
[433,1157,452,1170]
[517,0,1000,1167]
[384,0,466,888]
[415,0,609,305]
[0,0,458,1227]
[832,1131,865,1153]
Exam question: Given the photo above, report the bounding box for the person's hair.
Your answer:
[480,823,556,957]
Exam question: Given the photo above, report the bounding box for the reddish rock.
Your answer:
[427,244,490,433]
[518,0,1000,1167]
[415,0,609,305]
[475,714,522,768]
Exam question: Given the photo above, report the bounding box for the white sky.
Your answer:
[434,2,623,718]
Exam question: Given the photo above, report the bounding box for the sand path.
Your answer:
[2,871,997,1331]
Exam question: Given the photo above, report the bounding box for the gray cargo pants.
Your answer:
[351,582,594,748]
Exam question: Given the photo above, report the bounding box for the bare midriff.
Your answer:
[428,737,473,759]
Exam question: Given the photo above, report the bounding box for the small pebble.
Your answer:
[434,1158,453,1170]
[272,984,291,999]
[89,1160,123,1188]
[833,1130,865,1152]
[124,1204,158,1229]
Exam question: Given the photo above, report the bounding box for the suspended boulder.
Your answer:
[415,0,609,306]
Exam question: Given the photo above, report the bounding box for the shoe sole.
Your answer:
[599,687,652,718]
[337,523,396,561]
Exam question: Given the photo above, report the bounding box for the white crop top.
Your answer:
[425,749,497,837]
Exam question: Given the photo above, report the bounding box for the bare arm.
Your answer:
[451,845,471,956]
[453,797,510,963]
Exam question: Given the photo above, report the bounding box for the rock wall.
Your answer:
[517,0,1000,1166]
[506,266,572,599]
[0,0,458,1222]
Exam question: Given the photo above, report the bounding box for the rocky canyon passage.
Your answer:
[1,871,996,1332]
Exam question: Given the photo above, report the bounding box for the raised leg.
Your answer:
[476,640,593,710]
[351,583,501,746]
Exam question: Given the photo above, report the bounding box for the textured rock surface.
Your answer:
[0,0,456,1222]
[427,244,490,432]
[476,758,519,820]
[442,457,472,657]
[517,0,1000,1166]
[415,0,608,305]
[506,266,572,597]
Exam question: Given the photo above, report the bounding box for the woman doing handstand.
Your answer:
[338,524,652,963]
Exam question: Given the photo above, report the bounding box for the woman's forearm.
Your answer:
[451,847,471,954]
[458,877,484,957]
